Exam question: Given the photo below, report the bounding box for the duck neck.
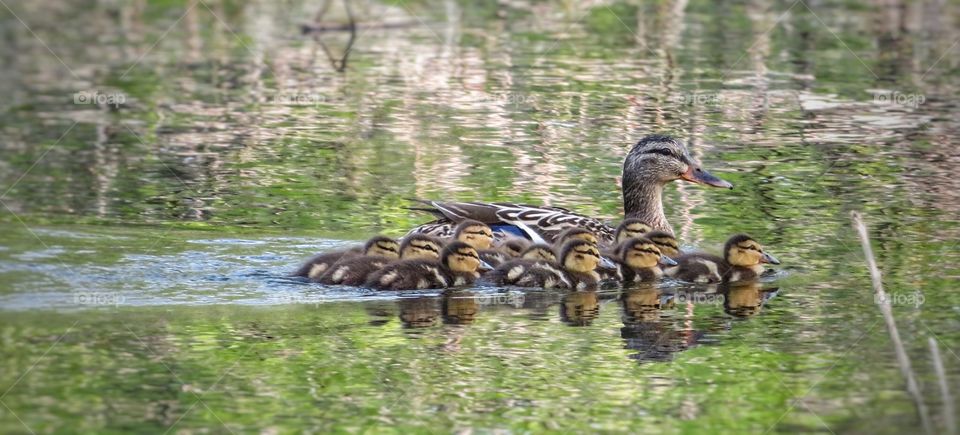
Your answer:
[623,180,671,234]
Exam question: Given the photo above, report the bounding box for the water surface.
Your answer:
[1,0,959,433]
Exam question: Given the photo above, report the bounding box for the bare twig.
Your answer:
[308,0,357,72]
[852,211,933,435]
[929,337,957,435]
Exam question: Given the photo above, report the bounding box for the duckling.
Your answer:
[294,236,398,280]
[519,244,557,262]
[479,237,529,267]
[614,218,654,245]
[617,237,677,283]
[554,227,599,247]
[664,234,780,284]
[453,219,495,250]
[486,239,612,289]
[366,241,492,291]
[644,231,681,259]
[317,234,443,285]
[399,233,445,260]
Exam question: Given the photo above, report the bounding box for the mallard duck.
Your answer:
[403,135,732,243]
[315,234,444,285]
[366,241,492,290]
[452,220,494,250]
[485,239,613,289]
[664,234,780,283]
[644,231,681,259]
[614,218,654,244]
[293,236,399,280]
[616,237,677,283]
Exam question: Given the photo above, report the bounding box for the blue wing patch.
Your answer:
[490,224,529,240]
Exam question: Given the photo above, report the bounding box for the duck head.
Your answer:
[618,237,669,269]
[442,241,492,273]
[498,238,530,258]
[622,135,733,232]
[559,239,608,273]
[614,218,653,244]
[724,234,780,267]
[644,231,681,259]
[454,220,494,250]
[400,234,443,259]
[521,244,557,262]
[363,236,400,259]
[624,135,733,188]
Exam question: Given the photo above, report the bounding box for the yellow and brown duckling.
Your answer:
[644,231,681,259]
[479,237,529,267]
[295,236,398,280]
[519,243,557,262]
[315,234,442,285]
[486,239,613,289]
[366,241,492,291]
[616,237,678,283]
[399,233,445,260]
[664,234,780,284]
[453,219,494,250]
[614,218,654,245]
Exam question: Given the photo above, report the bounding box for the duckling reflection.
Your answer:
[398,297,441,328]
[364,301,397,326]
[722,282,780,318]
[559,291,600,326]
[620,287,705,363]
[442,290,480,325]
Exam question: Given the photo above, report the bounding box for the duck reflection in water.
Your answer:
[398,297,441,328]
[442,290,480,325]
[721,282,780,318]
[560,290,600,326]
[620,286,705,363]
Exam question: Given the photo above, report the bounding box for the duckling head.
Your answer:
[454,220,494,250]
[521,244,557,262]
[498,238,530,257]
[724,234,780,267]
[363,236,400,259]
[442,241,491,273]
[400,234,443,260]
[623,135,733,188]
[644,231,680,258]
[559,239,604,273]
[556,227,598,247]
[618,237,664,269]
[615,219,653,244]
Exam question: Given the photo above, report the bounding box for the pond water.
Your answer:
[1,0,959,433]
